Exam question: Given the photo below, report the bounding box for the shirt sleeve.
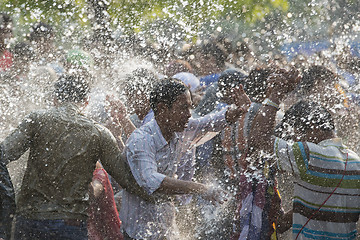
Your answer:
[126,132,166,195]
[1,112,36,164]
[185,107,228,143]
[274,137,307,176]
[98,126,158,202]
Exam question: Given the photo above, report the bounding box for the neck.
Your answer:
[155,115,174,142]
[137,106,151,121]
[310,130,336,144]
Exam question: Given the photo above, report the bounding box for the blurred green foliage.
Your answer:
[0,0,289,35]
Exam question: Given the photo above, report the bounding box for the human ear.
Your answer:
[156,102,169,116]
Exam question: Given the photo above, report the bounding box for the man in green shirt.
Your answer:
[1,75,148,239]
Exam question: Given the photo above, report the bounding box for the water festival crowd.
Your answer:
[1,12,360,240]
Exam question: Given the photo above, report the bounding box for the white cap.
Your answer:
[173,72,200,91]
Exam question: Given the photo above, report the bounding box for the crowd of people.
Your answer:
[1,11,360,240]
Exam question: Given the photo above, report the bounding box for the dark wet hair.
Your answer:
[299,65,336,94]
[201,42,227,69]
[124,68,158,98]
[246,67,272,102]
[150,78,188,114]
[276,100,335,137]
[54,75,89,103]
[165,60,193,77]
[0,13,12,30]
[12,42,34,60]
[29,22,54,42]
[218,69,247,93]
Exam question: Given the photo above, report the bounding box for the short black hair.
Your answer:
[276,100,335,138]
[124,68,158,97]
[150,78,188,114]
[246,67,271,102]
[29,22,54,42]
[0,13,12,30]
[218,69,247,93]
[299,65,336,94]
[54,75,89,103]
[201,42,227,69]
[12,42,34,60]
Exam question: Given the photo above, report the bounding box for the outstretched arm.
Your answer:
[156,176,225,203]
[225,84,251,124]
[249,69,301,153]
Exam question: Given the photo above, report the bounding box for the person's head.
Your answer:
[54,75,90,104]
[124,68,158,118]
[196,42,227,75]
[11,42,34,73]
[150,78,191,133]
[65,49,94,77]
[276,100,335,143]
[245,67,272,103]
[165,59,193,77]
[172,72,200,91]
[299,65,336,95]
[218,69,247,105]
[28,22,55,53]
[0,13,13,47]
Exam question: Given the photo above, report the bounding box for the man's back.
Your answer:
[275,137,360,239]
[1,102,115,220]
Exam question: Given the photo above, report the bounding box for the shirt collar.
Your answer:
[150,118,180,149]
[318,138,346,148]
[151,119,169,149]
[59,102,82,114]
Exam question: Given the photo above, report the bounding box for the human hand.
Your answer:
[267,68,301,100]
[232,84,251,114]
[201,185,228,205]
[105,95,128,124]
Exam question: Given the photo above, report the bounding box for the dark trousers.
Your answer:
[14,215,88,240]
[123,231,137,240]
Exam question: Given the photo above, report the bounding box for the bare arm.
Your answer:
[105,96,136,151]
[225,84,251,124]
[156,176,206,195]
[249,70,301,153]
[249,91,283,153]
[156,176,225,203]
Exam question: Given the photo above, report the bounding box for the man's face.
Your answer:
[166,90,192,133]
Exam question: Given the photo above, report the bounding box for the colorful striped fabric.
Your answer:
[274,137,360,240]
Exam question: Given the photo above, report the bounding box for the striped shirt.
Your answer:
[274,137,360,240]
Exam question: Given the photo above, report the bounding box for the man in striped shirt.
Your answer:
[250,69,360,239]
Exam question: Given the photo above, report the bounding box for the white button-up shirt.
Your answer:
[120,108,228,239]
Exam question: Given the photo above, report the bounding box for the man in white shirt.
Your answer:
[120,78,251,239]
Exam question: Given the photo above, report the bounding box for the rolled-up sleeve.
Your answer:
[126,133,166,194]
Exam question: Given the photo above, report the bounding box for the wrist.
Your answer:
[268,92,284,105]
[262,98,280,110]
